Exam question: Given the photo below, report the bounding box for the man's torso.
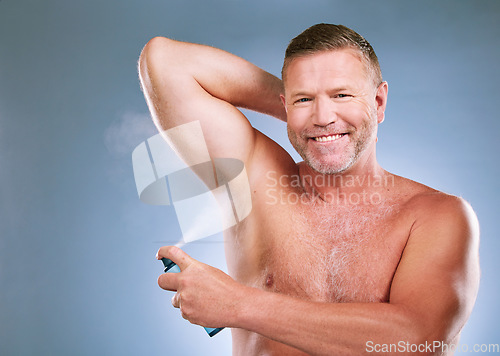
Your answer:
[223,132,436,355]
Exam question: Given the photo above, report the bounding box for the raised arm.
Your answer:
[138,37,285,165]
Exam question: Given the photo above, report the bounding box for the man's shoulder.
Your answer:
[392,174,477,229]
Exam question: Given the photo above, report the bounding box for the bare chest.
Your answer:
[246,199,409,303]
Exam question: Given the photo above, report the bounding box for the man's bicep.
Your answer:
[153,75,256,163]
[389,196,480,342]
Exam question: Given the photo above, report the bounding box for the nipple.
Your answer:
[265,274,274,288]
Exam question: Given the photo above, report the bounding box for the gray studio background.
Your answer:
[0,1,498,355]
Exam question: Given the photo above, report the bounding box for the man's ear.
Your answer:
[375,82,388,124]
[280,94,288,113]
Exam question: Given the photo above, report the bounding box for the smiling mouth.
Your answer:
[312,133,347,142]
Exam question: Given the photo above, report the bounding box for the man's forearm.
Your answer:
[140,37,286,121]
[233,286,426,356]
[157,245,468,355]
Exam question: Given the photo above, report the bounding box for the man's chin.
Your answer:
[305,158,351,175]
[290,140,353,175]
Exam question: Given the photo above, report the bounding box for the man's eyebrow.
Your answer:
[290,91,313,98]
[289,87,352,98]
[328,85,355,91]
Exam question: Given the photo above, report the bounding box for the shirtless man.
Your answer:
[138,24,480,355]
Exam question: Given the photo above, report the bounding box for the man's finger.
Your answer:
[158,272,179,292]
[171,293,181,308]
[156,245,195,271]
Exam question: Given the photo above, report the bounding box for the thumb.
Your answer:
[156,245,195,271]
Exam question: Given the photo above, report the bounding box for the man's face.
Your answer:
[282,49,387,175]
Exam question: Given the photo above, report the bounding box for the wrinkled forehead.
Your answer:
[283,48,374,91]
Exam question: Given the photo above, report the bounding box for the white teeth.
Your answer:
[314,134,344,142]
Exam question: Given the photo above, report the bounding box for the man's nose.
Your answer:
[311,97,337,126]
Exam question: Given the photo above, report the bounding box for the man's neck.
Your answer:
[298,160,389,205]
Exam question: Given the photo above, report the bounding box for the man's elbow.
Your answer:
[390,303,468,355]
[412,308,473,355]
[400,327,455,356]
[138,36,176,88]
[140,36,175,61]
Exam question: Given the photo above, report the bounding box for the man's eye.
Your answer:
[296,98,311,103]
[336,94,352,98]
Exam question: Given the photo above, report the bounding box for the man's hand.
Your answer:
[156,246,245,329]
